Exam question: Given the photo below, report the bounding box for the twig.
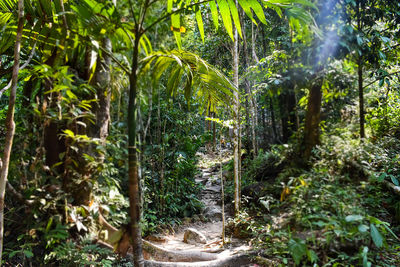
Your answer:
[0,41,37,99]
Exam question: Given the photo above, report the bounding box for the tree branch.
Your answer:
[0,41,37,100]
[363,70,400,90]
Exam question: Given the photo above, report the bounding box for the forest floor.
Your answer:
[145,149,255,264]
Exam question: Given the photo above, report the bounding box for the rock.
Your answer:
[210,175,221,185]
[183,228,207,244]
[203,172,212,179]
[203,206,222,221]
[183,217,192,224]
[195,178,207,185]
[192,214,200,222]
[145,234,167,243]
[198,214,206,222]
[204,184,221,193]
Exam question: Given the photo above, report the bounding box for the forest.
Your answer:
[0,0,400,266]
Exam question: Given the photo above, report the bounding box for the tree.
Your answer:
[0,0,24,261]
[0,0,317,265]
[342,0,400,139]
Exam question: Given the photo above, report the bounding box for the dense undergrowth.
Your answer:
[227,124,400,266]
[2,93,205,266]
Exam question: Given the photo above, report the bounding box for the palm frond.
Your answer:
[141,50,236,112]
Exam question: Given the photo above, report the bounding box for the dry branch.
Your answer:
[384,180,400,196]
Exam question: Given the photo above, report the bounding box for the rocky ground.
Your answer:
[145,149,253,262]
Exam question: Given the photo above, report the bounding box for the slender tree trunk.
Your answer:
[250,93,258,156]
[251,23,259,62]
[302,78,323,159]
[212,112,216,152]
[356,0,365,140]
[261,106,266,142]
[128,33,144,266]
[241,17,251,154]
[280,94,289,142]
[220,133,225,245]
[270,97,278,142]
[242,13,257,157]
[0,0,24,262]
[232,1,241,215]
[94,37,112,146]
[358,56,365,139]
[294,89,300,130]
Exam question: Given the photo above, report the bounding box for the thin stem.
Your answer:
[363,71,400,90]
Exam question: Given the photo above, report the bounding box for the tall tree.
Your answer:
[0,0,24,261]
[232,0,241,215]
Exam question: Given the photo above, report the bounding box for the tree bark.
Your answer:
[358,56,365,139]
[128,30,144,266]
[232,0,241,215]
[357,0,365,140]
[269,97,278,142]
[0,0,24,262]
[94,37,112,146]
[302,77,323,159]
[212,112,216,152]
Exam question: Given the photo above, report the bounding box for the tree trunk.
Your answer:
[251,23,259,62]
[241,15,257,157]
[128,32,144,266]
[212,112,216,152]
[261,106,266,142]
[357,0,365,140]
[269,97,278,142]
[302,78,323,159]
[232,1,241,215]
[0,0,24,262]
[279,94,289,143]
[94,37,112,146]
[358,56,365,139]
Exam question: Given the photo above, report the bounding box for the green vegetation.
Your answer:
[0,0,400,266]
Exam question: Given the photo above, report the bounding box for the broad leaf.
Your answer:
[370,223,383,248]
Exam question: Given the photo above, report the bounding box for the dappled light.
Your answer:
[1,0,400,266]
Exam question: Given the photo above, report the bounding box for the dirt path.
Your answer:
[147,149,253,260]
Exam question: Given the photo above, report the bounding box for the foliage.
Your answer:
[44,238,114,266]
[368,85,400,138]
[237,127,400,266]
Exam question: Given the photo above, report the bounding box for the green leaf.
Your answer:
[171,13,181,49]
[345,214,364,222]
[209,0,219,29]
[9,250,19,259]
[23,250,34,258]
[167,0,173,13]
[370,224,383,248]
[306,249,318,263]
[382,223,400,241]
[238,0,256,24]
[288,238,307,265]
[226,0,242,39]
[377,172,387,182]
[195,7,205,42]
[63,129,75,138]
[362,246,371,267]
[358,224,369,233]
[217,0,233,40]
[247,0,267,24]
[390,175,399,186]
